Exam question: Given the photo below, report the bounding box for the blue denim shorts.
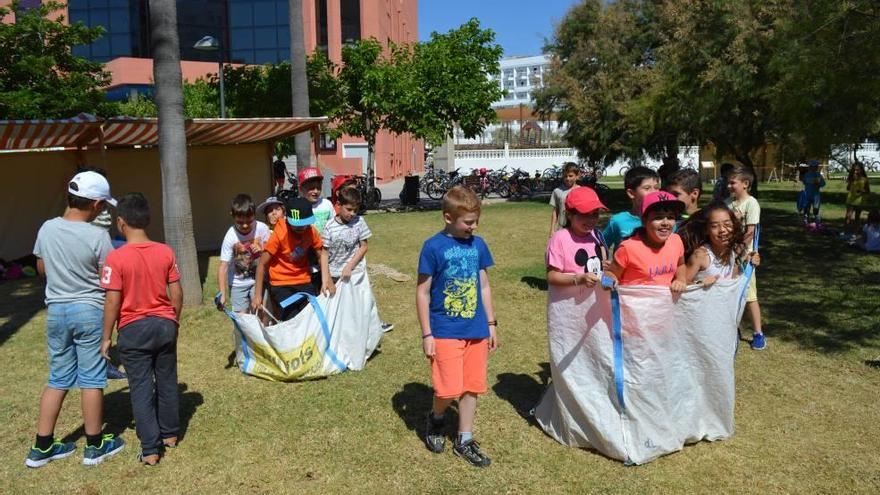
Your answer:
[46,303,107,389]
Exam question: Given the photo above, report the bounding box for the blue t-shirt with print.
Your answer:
[801,171,825,197]
[418,233,494,340]
[602,211,642,251]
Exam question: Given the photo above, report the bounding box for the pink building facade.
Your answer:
[2,0,424,182]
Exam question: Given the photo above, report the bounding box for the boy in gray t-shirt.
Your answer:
[548,162,582,236]
[25,171,125,468]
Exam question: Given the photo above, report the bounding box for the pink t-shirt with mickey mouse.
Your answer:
[546,228,604,276]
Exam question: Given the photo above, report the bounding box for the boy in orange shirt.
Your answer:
[252,197,331,320]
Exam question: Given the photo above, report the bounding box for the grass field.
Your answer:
[1,179,879,494]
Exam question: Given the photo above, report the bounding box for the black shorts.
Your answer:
[269,284,316,321]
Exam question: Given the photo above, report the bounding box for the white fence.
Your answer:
[453,146,700,176]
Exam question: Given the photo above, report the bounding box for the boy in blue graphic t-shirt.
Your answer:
[416,186,497,468]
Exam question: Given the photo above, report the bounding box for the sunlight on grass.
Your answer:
[1,180,879,493]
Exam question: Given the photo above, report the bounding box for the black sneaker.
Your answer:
[453,439,491,468]
[424,413,446,453]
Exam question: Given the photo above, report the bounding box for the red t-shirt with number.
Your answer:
[100,241,181,329]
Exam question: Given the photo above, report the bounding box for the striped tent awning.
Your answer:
[0,113,103,151]
[0,115,328,151]
[97,116,328,147]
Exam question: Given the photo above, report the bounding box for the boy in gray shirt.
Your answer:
[25,171,125,468]
[549,162,581,237]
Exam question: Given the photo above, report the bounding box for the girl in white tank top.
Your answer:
[683,203,751,287]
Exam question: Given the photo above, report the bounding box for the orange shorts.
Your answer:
[431,338,489,399]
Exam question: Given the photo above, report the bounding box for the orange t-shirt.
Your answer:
[264,223,323,286]
[614,233,684,286]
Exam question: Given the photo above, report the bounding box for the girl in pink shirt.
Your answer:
[605,191,688,291]
[546,187,609,289]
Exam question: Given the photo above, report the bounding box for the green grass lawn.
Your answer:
[1,180,879,494]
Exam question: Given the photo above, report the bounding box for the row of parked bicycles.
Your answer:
[419,164,610,202]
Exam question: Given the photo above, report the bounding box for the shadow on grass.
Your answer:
[0,278,43,348]
[60,383,204,445]
[391,383,434,439]
[520,276,548,291]
[492,363,551,426]
[746,202,880,354]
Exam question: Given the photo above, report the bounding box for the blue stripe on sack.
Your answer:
[224,309,252,372]
[739,224,761,301]
[280,293,347,372]
[610,289,626,411]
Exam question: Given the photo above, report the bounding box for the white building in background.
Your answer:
[490,55,550,108]
[454,54,560,146]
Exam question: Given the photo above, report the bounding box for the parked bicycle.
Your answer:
[350,174,382,211]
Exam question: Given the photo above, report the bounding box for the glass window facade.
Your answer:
[69,0,143,62]
[177,1,229,62]
[228,0,289,64]
[315,0,329,56]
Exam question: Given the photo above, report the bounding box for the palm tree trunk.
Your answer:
[150,0,202,306]
[289,0,312,171]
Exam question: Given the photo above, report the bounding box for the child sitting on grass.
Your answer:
[683,202,759,287]
[856,209,880,253]
[417,186,497,468]
[100,193,182,466]
[548,162,581,237]
[604,190,687,292]
[603,166,660,252]
[546,186,608,288]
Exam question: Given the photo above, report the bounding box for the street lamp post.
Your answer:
[193,35,226,118]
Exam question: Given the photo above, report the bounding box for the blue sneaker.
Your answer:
[82,434,125,466]
[751,332,767,350]
[107,366,127,380]
[25,440,77,468]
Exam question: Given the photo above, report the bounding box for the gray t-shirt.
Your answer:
[320,215,372,277]
[33,217,113,308]
[549,185,573,228]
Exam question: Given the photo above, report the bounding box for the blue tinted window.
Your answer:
[91,36,110,57]
[276,1,289,24]
[254,27,276,49]
[253,1,275,25]
[109,8,129,30]
[277,27,290,48]
[231,28,254,50]
[90,9,109,28]
[229,3,253,26]
[254,49,278,64]
[231,50,254,65]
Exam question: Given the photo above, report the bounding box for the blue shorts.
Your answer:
[46,303,107,390]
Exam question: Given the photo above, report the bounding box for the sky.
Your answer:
[418,0,580,58]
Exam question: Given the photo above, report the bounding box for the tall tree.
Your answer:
[149,0,201,306]
[289,0,312,170]
[0,0,110,118]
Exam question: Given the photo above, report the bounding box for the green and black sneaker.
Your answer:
[453,439,491,468]
[25,440,76,468]
[424,413,446,453]
[82,434,125,466]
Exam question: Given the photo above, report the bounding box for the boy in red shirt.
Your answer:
[100,193,182,466]
[252,196,331,320]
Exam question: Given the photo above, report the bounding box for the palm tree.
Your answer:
[149,0,202,305]
[289,0,312,171]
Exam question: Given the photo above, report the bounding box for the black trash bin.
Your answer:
[400,175,420,206]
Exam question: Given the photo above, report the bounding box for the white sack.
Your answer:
[227,265,384,381]
[534,278,743,465]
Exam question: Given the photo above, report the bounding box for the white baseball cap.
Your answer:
[68,171,117,207]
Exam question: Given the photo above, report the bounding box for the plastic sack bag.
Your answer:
[534,278,745,465]
[224,266,384,381]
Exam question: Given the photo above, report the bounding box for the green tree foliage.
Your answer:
[109,79,218,118]
[541,0,880,169]
[0,1,110,118]
[308,19,503,180]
